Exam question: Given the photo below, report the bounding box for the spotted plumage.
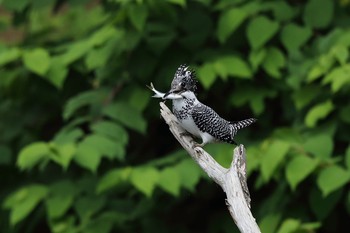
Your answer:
[163,64,256,147]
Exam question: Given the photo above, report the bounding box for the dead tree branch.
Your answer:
[160,102,261,233]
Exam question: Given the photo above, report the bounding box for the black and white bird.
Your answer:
[150,64,256,147]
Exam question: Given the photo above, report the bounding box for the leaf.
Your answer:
[91,121,129,145]
[305,101,334,127]
[60,40,92,65]
[75,196,106,222]
[331,44,349,65]
[340,105,350,124]
[130,167,159,197]
[175,159,201,192]
[54,128,84,145]
[158,167,181,196]
[46,59,68,89]
[128,87,151,112]
[0,47,21,66]
[286,155,319,190]
[167,0,186,7]
[46,180,76,219]
[309,187,342,220]
[317,165,350,196]
[346,146,350,170]
[217,8,247,43]
[303,134,333,159]
[3,185,48,225]
[303,0,334,29]
[80,134,125,160]
[103,102,146,134]
[262,47,285,78]
[277,219,300,233]
[269,1,296,22]
[197,63,217,89]
[215,56,252,79]
[74,140,101,173]
[281,23,312,52]
[97,167,132,193]
[22,48,51,76]
[51,143,76,170]
[249,48,266,71]
[17,142,51,170]
[259,213,282,233]
[63,89,108,120]
[307,54,335,82]
[2,0,29,11]
[128,4,148,31]
[292,85,321,110]
[247,16,279,49]
[322,65,350,93]
[261,140,290,181]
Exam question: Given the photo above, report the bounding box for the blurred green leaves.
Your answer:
[4,185,48,225]
[247,16,279,50]
[1,0,350,232]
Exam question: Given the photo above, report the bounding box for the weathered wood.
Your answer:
[160,102,261,233]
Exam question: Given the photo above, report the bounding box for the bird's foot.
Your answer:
[192,142,203,149]
[180,132,191,138]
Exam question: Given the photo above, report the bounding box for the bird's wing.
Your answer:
[191,103,234,143]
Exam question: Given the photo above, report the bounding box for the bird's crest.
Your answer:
[171,64,198,93]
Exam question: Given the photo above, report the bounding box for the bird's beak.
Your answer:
[163,90,173,98]
[163,87,183,100]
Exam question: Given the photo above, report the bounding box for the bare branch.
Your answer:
[160,102,261,233]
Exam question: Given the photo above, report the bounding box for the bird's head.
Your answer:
[163,64,197,99]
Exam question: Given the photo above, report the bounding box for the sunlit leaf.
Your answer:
[286,155,319,190]
[4,185,48,225]
[305,101,334,127]
[215,55,252,79]
[197,62,217,89]
[74,140,101,173]
[303,134,333,159]
[259,213,282,233]
[91,121,129,145]
[130,167,159,197]
[17,142,51,170]
[217,8,247,43]
[281,23,312,52]
[158,167,181,196]
[261,140,290,181]
[175,159,202,192]
[0,47,21,66]
[247,16,279,49]
[22,48,51,76]
[317,165,350,196]
[103,102,146,134]
[97,167,132,193]
[277,218,300,233]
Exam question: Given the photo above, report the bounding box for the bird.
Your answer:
[162,64,256,147]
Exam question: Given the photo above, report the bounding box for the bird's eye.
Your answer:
[180,82,186,87]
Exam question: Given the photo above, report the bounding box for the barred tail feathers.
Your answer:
[230,118,256,132]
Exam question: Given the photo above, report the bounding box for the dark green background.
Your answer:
[1,0,350,232]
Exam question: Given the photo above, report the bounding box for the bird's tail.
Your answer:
[230,118,257,132]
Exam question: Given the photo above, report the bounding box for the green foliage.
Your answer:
[1,0,350,232]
